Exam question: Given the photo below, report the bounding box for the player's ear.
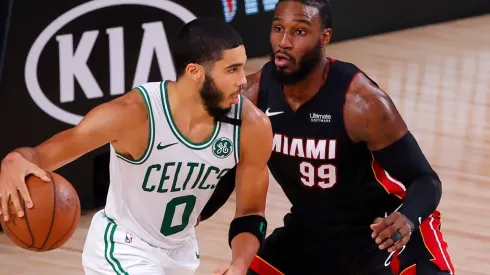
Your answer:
[321,28,332,47]
[185,63,204,83]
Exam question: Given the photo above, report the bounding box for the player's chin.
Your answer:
[274,64,296,74]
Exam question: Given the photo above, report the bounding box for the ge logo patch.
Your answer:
[212,137,233,159]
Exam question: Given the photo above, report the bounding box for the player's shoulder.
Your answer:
[343,63,384,106]
[111,81,165,116]
[133,81,165,94]
[327,58,364,80]
[239,95,271,131]
[236,95,273,157]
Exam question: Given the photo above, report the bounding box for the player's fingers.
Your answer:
[373,213,398,236]
[397,222,411,237]
[378,237,394,250]
[374,220,397,243]
[388,235,411,253]
[393,215,408,229]
[0,194,3,216]
[370,217,384,231]
[1,192,9,221]
[10,189,24,218]
[17,182,33,209]
[28,165,50,182]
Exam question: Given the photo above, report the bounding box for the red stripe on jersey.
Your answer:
[371,156,406,199]
[419,211,455,274]
[389,250,401,274]
[249,255,285,275]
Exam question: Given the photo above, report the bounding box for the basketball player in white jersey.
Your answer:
[0,18,273,275]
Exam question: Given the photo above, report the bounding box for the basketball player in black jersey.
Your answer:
[199,1,455,274]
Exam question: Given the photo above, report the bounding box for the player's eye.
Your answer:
[295,29,306,35]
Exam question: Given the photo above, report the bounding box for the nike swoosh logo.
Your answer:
[156,142,178,150]
[195,251,200,259]
[265,108,284,117]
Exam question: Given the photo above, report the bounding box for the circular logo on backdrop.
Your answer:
[24,0,197,126]
[212,137,233,159]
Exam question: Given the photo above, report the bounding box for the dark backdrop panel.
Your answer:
[0,0,488,210]
[0,0,13,88]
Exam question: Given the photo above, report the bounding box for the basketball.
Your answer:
[0,172,81,252]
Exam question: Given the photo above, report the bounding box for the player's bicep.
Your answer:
[34,90,147,171]
[234,103,273,217]
[344,73,408,151]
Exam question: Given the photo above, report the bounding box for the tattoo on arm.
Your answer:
[344,73,408,151]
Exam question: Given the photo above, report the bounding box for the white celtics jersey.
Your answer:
[104,80,242,249]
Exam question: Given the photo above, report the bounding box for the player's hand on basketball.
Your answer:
[0,152,50,221]
[370,212,414,253]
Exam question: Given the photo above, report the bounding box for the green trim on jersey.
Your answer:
[115,86,155,165]
[233,95,243,164]
[104,218,129,275]
[160,80,221,150]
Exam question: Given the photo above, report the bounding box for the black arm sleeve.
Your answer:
[371,131,442,228]
[199,167,236,221]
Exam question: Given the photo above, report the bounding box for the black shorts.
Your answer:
[247,211,455,275]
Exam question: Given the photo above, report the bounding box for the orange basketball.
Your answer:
[0,172,81,252]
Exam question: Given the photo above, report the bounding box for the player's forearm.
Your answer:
[199,168,236,222]
[15,147,42,163]
[5,130,89,172]
[399,176,441,228]
[230,233,260,273]
[371,131,442,227]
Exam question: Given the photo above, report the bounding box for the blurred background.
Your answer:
[1,0,490,274]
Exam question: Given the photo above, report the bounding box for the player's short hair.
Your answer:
[278,0,333,29]
[173,18,243,78]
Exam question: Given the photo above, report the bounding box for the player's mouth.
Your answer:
[231,87,243,104]
[274,53,292,67]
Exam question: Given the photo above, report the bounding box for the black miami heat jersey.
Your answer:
[257,59,403,229]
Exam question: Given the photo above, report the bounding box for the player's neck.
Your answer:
[168,79,214,125]
[282,57,329,111]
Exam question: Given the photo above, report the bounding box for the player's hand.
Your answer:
[0,152,50,221]
[370,212,414,253]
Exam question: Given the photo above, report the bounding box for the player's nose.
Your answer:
[279,33,293,49]
[238,70,247,86]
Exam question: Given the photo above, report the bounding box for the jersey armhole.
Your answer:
[114,86,156,165]
[233,95,244,165]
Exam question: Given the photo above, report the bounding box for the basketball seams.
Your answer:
[20,194,35,248]
[38,172,57,251]
[2,220,35,249]
[2,172,81,252]
[46,195,80,250]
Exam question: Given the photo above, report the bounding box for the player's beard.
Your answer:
[199,74,232,121]
[271,40,323,85]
